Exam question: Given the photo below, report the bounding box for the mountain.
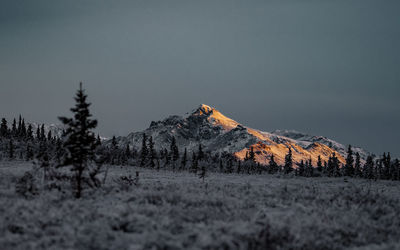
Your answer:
[29,123,65,138]
[115,104,369,165]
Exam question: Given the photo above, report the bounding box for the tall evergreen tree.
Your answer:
[11,119,17,136]
[180,148,187,170]
[170,137,179,162]
[390,156,398,180]
[0,118,8,137]
[125,143,131,161]
[284,147,293,174]
[354,152,361,177]
[148,136,157,168]
[363,155,375,179]
[96,134,102,146]
[297,160,305,176]
[327,153,340,177]
[110,136,119,165]
[382,152,391,179]
[111,136,118,149]
[317,155,323,172]
[140,133,148,167]
[344,145,354,176]
[268,154,278,174]
[36,126,41,140]
[197,144,204,161]
[17,115,22,136]
[375,159,383,180]
[47,130,53,141]
[191,152,198,173]
[306,158,313,177]
[40,124,46,141]
[20,119,26,138]
[248,146,255,162]
[26,124,33,140]
[58,83,99,198]
[392,159,400,181]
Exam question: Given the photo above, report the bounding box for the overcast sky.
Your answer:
[1,0,399,156]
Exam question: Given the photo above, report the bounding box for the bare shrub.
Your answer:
[114,172,139,191]
[15,172,38,198]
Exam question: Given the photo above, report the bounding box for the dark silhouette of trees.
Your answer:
[284,147,293,174]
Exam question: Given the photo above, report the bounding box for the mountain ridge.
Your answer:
[115,104,370,166]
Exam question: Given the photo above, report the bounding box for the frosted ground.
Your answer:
[1,162,400,250]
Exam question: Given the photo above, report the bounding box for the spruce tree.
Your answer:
[327,153,340,177]
[375,159,382,180]
[284,147,293,174]
[392,159,400,181]
[40,124,46,141]
[36,126,41,140]
[58,83,99,198]
[110,136,119,165]
[140,133,148,167]
[47,130,53,141]
[317,155,323,172]
[191,152,198,173]
[197,144,204,161]
[27,124,33,140]
[382,152,391,179]
[20,119,26,138]
[125,143,131,162]
[307,158,314,177]
[11,119,17,136]
[297,160,305,176]
[96,134,102,146]
[0,118,8,137]
[354,152,361,177]
[164,148,170,166]
[344,145,354,176]
[17,115,22,136]
[170,136,179,162]
[268,154,278,174]
[390,156,398,180]
[249,146,255,162]
[148,136,157,168]
[180,148,187,170]
[363,155,375,179]
[111,136,118,149]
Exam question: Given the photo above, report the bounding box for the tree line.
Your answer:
[2,84,400,197]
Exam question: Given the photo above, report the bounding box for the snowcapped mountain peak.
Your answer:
[116,105,370,165]
[193,104,215,116]
[188,104,240,131]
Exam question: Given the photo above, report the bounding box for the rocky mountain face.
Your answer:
[116,104,369,165]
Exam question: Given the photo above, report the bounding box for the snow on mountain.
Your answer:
[115,104,370,165]
[271,129,370,161]
[29,123,65,138]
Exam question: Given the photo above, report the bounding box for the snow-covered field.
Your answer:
[1,161,400,250]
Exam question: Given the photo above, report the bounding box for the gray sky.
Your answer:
[1,0,399,156]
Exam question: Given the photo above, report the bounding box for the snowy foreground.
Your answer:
[1,162,400,250]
